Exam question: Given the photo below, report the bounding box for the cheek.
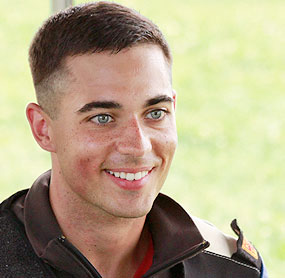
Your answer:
[69,130,116,169]
[75,157,94,178]
[160,117,178,154]
[57,134,104,179]
[65,156,101,196]
[163,124,178,151]
[165,137,177,163]
[153,128,177,161]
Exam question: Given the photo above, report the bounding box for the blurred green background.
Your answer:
[0,0,284,276]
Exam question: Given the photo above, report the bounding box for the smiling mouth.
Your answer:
[105,170,150,181]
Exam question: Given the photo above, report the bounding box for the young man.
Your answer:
[0,2,267,277]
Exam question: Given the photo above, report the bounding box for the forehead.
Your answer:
[62,45,172,104]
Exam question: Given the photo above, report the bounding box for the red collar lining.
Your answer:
[133,236,154,278]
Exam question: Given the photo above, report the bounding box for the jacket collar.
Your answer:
[23,170,209,276]
[145,194,209,276]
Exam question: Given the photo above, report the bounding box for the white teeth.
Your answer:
[134,172,142,180]
[107,170,149,181]
[126,173,135,181]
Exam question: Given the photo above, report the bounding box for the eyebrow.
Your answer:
[77,94,173,114]
[144,95,174,107]
[77,101,122,113]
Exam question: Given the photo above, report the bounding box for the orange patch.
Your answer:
[242,237,258,260]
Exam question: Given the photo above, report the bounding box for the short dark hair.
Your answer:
[29,1,172,118]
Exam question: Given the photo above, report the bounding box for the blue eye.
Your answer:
[146,110,166,120]
[91,114,113,124]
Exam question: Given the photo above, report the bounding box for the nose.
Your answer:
[116,117,152,157]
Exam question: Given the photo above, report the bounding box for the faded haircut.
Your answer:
[28,1,172,118]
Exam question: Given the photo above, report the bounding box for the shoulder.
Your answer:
[191,215,267,277]
[191,215,237,257]
[0,194,54,277]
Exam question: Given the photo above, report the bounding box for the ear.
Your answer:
[172,89,177,110]
[26,103,56,152]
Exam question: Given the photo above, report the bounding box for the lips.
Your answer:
[104,168,153,190]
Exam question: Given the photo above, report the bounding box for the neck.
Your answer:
[49,170,150,277]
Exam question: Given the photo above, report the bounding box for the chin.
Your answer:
[107,203,153,219]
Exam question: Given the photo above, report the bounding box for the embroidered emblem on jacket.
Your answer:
[242,237,258,260]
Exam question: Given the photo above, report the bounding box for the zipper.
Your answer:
[57,237,209,278]
[143,240,210,277]
[58,236,102,278]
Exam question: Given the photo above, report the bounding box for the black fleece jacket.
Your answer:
[0,171,263,277]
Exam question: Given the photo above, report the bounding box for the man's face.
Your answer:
[49,44,177,218]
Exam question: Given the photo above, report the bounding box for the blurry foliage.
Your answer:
[1,0,284,276]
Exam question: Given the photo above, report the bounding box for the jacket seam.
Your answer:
[203,250,260,274]
[54,239,101,278]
